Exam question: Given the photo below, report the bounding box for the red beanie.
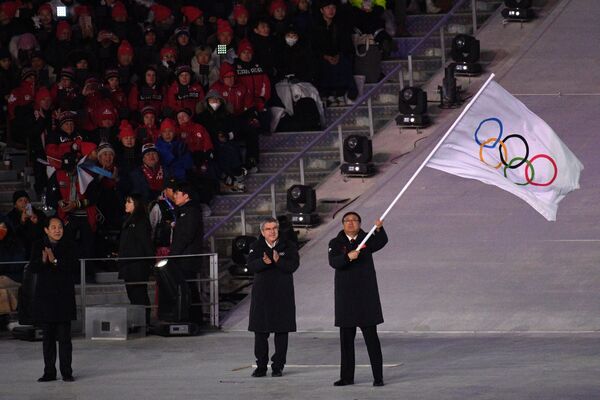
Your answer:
[217,19,233,35]
[118,120,136,139]
[233,4,248,20]
[35,87,51,108]
[74,5,91,17]
[220,62,235,79]
[237,38,253,55]
[111,2,127,19]
[160,46,177,59]
[181,6,202,23]
[269,0,287,16]
[151,4,172,23]
[0,2,18,19]
[160,118,176,132]
[56,21,71,39]
[38,3,52,16]
[118,40,134,57]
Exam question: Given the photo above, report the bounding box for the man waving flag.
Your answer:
[426,78,583,221]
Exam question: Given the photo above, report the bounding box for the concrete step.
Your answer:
[260,127,370,152]
[0,169,19,182]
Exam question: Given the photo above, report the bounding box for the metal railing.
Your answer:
[0,253,219,333]
[79,253,219,333]
[203,0,482,242]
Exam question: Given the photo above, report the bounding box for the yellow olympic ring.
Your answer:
[479,137,508,169]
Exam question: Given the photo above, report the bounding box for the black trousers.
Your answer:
[254,332,289,371]
[42,322,72,377]
[339,326,383,382]
[125,283,151,324]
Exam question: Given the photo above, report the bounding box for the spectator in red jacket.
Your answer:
[104,68,128,118]
[234,39,272,133]
[165,64,205,117]
[50,67,83,112]
[176,108,213,169]
[135,106,160,144]
[210,63,260,172]
[128,65,165,121]
[80,77,104,132]
[210,62,254,116]
[157,46,177,85]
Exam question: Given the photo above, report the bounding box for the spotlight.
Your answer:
[395,87,430,128]
[228,236,257,278]
[502,0,533,22]
[286,185,318,227]
[340,135,375,177]
[438,65,462,108]
[153,259,190,323]
[451,34,482,76]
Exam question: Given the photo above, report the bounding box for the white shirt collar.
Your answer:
[346,234,358,242]
[265,239,278,249]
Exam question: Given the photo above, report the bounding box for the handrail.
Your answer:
[203,0,480,241]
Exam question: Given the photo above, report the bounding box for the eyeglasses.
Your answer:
[343,219,360,223]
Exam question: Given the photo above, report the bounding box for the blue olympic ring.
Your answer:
[474,117,503,148]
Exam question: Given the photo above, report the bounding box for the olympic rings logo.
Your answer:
[474,118,558,187]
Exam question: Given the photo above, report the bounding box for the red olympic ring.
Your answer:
[524,154,558,187]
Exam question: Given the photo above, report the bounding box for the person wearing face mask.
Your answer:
[274,25,316,84]
[30,217,77,382]
[196,91,247,192]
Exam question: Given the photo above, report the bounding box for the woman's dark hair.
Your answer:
[126,193,148,220]
[341,211,361,223]
[44,216,63,229]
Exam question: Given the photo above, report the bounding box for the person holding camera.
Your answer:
[247,217,299,378]
[328,211,387,387]
[30,217,77,382]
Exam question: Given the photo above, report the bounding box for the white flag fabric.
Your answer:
[426,80,583,221]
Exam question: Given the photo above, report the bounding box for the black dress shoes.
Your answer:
[63,376,75,382]
[333,379,354,386]
[271,369,283,377]
[37,375,57,382]
[251,368,267,377]
[373,379,385,386]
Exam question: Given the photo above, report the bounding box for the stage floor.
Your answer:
[2,331,600,399]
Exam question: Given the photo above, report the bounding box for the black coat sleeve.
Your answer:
[365,227,388,253]
[246,241,274,274]
[328,238,352,270]
[274,243,299,274]
[169,206,202,255]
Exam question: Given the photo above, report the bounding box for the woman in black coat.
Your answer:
[328,212,387,387]
[30,217,77,382]
[118,193,154,323]
[247,217,299,377]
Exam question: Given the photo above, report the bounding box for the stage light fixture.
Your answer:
[228,235,257,278]
[286,185,318,227]
[502,0,533,22]
[340,135,375,177]
[451,34,482,76]
[395,86,430,128]
[438,65,462,108]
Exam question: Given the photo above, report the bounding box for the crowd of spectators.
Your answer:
[0,0,449,323]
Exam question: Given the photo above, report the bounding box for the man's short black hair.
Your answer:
[174,181,194,198]
[341,211,361,223]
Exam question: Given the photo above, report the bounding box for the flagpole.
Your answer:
[356,73,496,251]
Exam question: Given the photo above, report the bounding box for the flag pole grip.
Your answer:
[356,73,496,251]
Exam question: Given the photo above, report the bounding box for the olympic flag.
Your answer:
[426,79,583,221]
